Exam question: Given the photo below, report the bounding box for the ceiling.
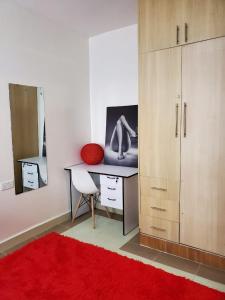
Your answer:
[15,0,137,37]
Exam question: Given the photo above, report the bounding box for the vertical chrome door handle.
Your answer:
[184,103,187,137]
[185,23,188,43]
[175,103,179,137]
[176,25,180,44]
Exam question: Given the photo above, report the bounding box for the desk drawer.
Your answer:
[22,163,38,175]
[101,184,122,195]
[23,175,39,189]
[101,189,123,209]
[140,216,179,242]
[100,175,122,189]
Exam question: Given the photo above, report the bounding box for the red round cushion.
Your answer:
[80,143,104,165]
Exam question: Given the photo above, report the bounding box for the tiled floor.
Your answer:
[120,234,225,286]
[1,210,225,293]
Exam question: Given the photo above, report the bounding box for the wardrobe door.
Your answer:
[180,37,225,256]
[139,47,181,242]
[184,0,225,45]
[139,0,183,52]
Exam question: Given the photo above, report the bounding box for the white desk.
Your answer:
[65,163,138,235]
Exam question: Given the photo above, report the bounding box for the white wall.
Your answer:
[89,25,138,144]
[0,0,91,242]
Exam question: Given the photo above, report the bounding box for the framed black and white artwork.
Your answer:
[104,105,138,168]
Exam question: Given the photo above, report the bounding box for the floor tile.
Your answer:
[124,233,139,244]
[120,240,159,261]
[197,264,225,284]
[192,274,225,293]
[154,252,199,275]
[95,209,123,221]
[63,215,138,251]
[4,237,36,255]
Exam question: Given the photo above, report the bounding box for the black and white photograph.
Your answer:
[104,105,138,167]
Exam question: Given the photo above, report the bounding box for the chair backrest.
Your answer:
[71,168,99,194]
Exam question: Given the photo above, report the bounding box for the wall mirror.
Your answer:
[9,83,48,195]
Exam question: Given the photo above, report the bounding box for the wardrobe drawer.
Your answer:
[141,197,179,222]
[140,216,179,242]
[22,163,38,175]
[140,176,179,202]
[100,175,122,189]
[101,189,123,209]
[23,176,39,189]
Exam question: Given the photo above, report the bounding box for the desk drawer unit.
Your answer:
[100,175,123,209]
[22,163,39,189]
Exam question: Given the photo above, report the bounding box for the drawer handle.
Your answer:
[26,163,33,166]
[176,25,179,44]
[107,187,116,191]
[185,23,188,43]
[151,206,167,212]
[28,181,34,184]
[151,187,167,192]
[107,197,116,201]
[27,172,33,175]
[106,176,117,179]
[184,102,187,137]
[151,226,166,232]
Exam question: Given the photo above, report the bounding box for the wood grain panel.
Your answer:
[139,0,183,52]
[180,37,225,256]
[139,47,181,241]
[9,84,39,194]
[139,48,181,183]
[184,0,225,45]
[140,233,225,270]
[141,196,179,222]
[140,216,179,242]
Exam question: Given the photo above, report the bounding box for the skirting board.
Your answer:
[140,233,225,271]
[0,212,70,253]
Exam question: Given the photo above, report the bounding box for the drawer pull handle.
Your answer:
[28,181,34,184]
[184,102,187,137]
[151,226,166,232]
[176,25,179,44]
[151,206,166,212]
[107,187,116,191]
[175,103,179,137]
[27,172,33,175]
[26,163,33,166]
[185,23,188,43]
[106,176,116,179]
[151,187,167,192]
[107,197,116,201]
[106,176,119,183]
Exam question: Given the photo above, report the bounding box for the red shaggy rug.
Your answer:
[0,233,224,300]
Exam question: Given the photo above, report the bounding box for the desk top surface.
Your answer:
[18,156,47,166]
[65,163,138,178]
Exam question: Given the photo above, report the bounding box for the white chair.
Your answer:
[71,169,110,228]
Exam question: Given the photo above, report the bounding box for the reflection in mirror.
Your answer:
[9,84,48,195]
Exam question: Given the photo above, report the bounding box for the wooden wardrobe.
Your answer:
[139,0,225,268]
